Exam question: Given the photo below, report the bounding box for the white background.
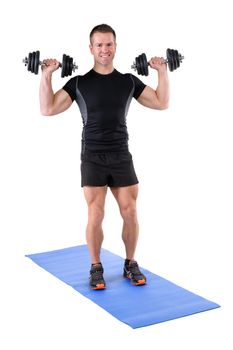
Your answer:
[1,0,232,348]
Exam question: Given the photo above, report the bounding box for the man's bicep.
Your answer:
[53,89,73,114]
[136,86,160,109]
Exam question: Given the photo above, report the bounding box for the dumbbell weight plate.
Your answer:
[171,49,177,71]
[138,54,145,76]
[166,49,174,72]
[141,53,148,76]
[31,52,35,73]
[66,55,71,77]
[166,49,172,71]
[61,54,67,77]
[62,54,73,77]
[27,53,32,72]
[138,55,144,75]
[65,54,69,77]
[34,51,40,74]
[135,56,141,75]
[69,57,74,76]
[66,56,72,76]
[167,48,182,71]
[172,49,179,70]
[175,50,180,69]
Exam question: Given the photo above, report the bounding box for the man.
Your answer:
[40,24,169,290]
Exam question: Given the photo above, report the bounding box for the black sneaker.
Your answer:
[89,263,106,290]
[123,260,146,285]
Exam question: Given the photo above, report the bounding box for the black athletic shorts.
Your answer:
[81,151,139,187]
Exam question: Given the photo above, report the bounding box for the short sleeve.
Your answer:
[62,76,77,101]
[130,74,146,99]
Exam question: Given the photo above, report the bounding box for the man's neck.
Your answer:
[93,64,114,75]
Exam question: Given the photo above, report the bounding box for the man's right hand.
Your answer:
[41,59,60,74]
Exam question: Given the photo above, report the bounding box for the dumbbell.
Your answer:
[23,50,78,77]
[131,48,184,76]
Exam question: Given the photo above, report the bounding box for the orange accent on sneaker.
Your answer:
[135,279,146,285]
[92,283,106,290]
[125,274,146,285]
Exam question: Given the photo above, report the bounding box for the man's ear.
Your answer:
[89,44,93,55]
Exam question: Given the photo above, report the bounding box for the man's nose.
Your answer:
[102,46,109,52]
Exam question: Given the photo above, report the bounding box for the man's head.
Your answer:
[89,24,117,69]
[89,24,116,43]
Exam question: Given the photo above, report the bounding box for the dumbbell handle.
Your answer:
[22,57,78,72]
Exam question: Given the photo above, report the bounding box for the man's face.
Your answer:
[89,32,116,67]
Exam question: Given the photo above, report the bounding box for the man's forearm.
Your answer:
[156,70,170,108]
[39,72,55,115]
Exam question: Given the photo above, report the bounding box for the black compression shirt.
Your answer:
[63,69,146,153]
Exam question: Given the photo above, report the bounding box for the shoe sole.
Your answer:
[124,274,146,286]
[91,283,106,290]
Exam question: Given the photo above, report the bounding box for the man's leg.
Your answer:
[111,184,146,285]
[110,184,139,260]
[83,186,108,290]
[83,186,108,264]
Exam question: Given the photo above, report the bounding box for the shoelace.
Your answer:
[128,262,142,276]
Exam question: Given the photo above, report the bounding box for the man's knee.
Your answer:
[88,205,105,225]
[120,204,137,223]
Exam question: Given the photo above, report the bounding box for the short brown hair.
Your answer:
[90,24,116,42]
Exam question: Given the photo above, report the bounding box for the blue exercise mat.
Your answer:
[26,245,220,328]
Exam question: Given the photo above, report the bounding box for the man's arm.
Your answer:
[39,59,72,116]
[137,57,169,110]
